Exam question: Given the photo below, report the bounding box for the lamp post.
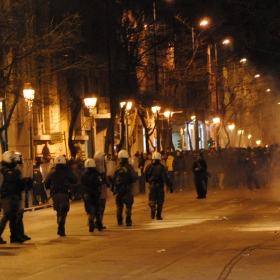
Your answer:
[163,110,174,151]
[213,116,220,149]
[248,134,252,147]
[152,105,161,151]
[84,97,97,157]
[23,83,35,161]
[238,129,244,147]
[214,39,230,116]
[228,123,235,147]
[120,101,132,155]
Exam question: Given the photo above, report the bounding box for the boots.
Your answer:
[88,214,94,232]
[17,214,31,241]
[10,218,26,243]
[126,215,132,226]
[156,205,163,220]
[57,224,66,236]
[150,204,156,219]
[125,207,132,226]
[117,205,123,225]
[57,214,66,236]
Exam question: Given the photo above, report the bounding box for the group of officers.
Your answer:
[0,149,208,244]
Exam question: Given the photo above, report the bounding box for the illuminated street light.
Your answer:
[23,83,35,160]
[199,19,209,27]
[84,97,97,116]
[240,58,247,63]
[256,140,261,146]
[213,117,220,125]
[228,123,235,131]
[23,83,35,112]
[84,97,97,157]
[222,39,230,45]
[163,110,173,119]
[254,74,260,78]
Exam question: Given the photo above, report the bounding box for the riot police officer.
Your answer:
[44,155,78,236]
[145,152,173,220]
[112,150,137,226]
[0,150,28,244]
[81,158,103,232]
[94,151,110,229]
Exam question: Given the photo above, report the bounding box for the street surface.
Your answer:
[1,185,280,280]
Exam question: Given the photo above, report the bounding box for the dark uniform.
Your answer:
[145,153,173,220]
[44,155,78,236]
[192,153,208,199]
[0,150,28,244]
[81,159,103,232]
[112,150,137,226]
[94,151,111,229]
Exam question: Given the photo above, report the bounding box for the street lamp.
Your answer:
[151,105,161,151]
[84,97,97,157]
[120,101,132,154]
[23,83,35,160]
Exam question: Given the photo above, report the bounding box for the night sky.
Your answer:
[181,0,280,80]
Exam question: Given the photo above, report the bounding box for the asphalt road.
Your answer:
[1,185,280,280]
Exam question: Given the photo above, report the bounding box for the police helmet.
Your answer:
[118,150,129,159]
[94,151,105,160]
[152,152,162,160]
[2,150,23,164]
[84,158,96,168]
[54,154,66,165]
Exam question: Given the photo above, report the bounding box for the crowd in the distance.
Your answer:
[29,143,280,207]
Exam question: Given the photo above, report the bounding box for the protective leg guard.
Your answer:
[150,204,156,219]
[125,206,132,226]
[117,205,123,225]
[156,205,163,220]
[88,214,94,232]
[57,214,66,236]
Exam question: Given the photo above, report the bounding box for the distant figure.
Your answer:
[192,153,208,199]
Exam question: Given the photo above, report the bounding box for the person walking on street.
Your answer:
[0,150,29,244]
[44,155,78,236]
[145,152,173,220]
[192,153,208,199]
[93,151,110,229]
[81,158,103,232]
[112,150,137,226]
[165,152,174,191]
